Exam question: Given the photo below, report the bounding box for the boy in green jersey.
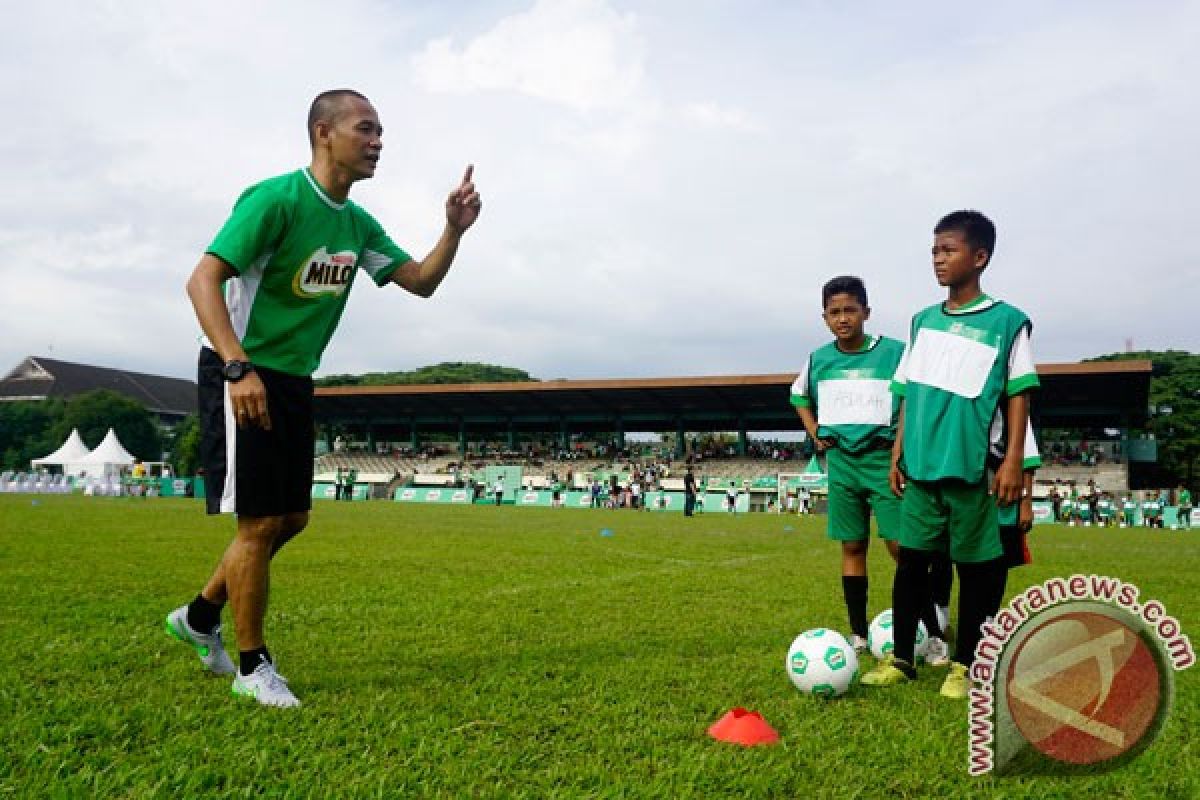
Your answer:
[1061,495,1076,524]
[166,89,481,708]
[791,277,948,662]
[1176,486,1192,529]
[1096,493,1117,527]
[1121,494,1138,527]
[1142,493,1163,528]
[1077,493,1094,526]
[862,210,1038,699]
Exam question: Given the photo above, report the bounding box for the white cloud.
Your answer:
[412,0,645,113]
[1,0,1197,388]
[681,102,765,133]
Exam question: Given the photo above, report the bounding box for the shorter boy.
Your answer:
[791,276,948,661]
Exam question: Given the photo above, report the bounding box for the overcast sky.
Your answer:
[2,0,1197,384]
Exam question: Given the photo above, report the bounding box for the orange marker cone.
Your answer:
[707,707,780,746]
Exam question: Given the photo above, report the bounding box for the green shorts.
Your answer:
[825,447,901,542]
[900,478,1001,563]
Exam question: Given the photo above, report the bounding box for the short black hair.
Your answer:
[307,89,369,146]
[821,275,868,309]
[934,210,996,266]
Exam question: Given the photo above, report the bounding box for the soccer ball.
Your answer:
[868,609,929,663]
[785,628,860,698]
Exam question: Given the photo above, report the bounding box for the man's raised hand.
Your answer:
[446,164,482,233]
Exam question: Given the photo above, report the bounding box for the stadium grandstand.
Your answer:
[0,356,196,424]
[311,360,1156,509]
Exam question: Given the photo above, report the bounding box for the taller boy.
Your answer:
[862,210,1038,699]
[165,89,481,707]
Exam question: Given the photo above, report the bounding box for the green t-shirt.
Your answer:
[206,168,411,376]
[789,335,904,453]
[1122,500,1138,515]
[1142,500,1161,517]
[892,295,1039,483]
[1180,489,1193,508]
[1097,499,1115,516]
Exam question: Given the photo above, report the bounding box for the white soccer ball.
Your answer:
[868,609,929,663]
[785,628,860,698]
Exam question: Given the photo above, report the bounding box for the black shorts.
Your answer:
[999,525,1031,569]
[198,348,314,516]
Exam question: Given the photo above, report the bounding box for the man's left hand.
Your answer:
[446,164,482,233]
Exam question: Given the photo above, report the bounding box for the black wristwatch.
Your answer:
[221,360,255,382]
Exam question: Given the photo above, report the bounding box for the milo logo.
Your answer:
[293,247,357,298]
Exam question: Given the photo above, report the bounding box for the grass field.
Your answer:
[1,495,1197,799]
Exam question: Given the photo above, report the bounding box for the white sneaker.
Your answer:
[232,658,300,708]
[850,634,869,654]
[165,605,235,675]
[923,636,951,667]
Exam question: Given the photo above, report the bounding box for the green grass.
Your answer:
[0,495,1196,799]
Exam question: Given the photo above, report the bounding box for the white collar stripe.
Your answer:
[303,169,346,211]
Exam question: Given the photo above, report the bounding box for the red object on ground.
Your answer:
[707,707,780,746]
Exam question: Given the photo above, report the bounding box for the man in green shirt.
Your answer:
[166,89,481,708]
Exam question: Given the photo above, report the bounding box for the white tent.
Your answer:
[77,428,136,477]
[31,428,93,476]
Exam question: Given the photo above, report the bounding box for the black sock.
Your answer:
[954,558,1007,667]
[930,552,953,607]
[239,646,272,676]
[186,594,223,635]
[842,575,868,638]
[922,601,944,641]
[892,547,935,665]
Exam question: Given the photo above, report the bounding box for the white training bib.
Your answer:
[904,328,997,399]
[817,379,892,426]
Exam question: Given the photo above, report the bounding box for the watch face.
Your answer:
[223,361,246,380]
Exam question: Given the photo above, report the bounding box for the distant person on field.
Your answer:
[1177,485,1193,529]
[1142,492,1162,528]
[165,88,480,708]
[683,467,698,516]
[1121,493,1138,527]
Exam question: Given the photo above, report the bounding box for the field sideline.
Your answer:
[1,495,1196,798]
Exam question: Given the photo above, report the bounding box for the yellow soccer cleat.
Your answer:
[940,661,969,699]
[861,655,915,687]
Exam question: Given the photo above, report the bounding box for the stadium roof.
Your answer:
[0,356,196,420]
[314,360,1154,436]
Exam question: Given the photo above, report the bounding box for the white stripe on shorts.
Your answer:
[219,381,238,513]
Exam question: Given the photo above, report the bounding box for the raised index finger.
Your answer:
[462,164,474,185]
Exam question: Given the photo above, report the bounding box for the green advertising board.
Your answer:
[393,487,473,504]
[313,483,370,501]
